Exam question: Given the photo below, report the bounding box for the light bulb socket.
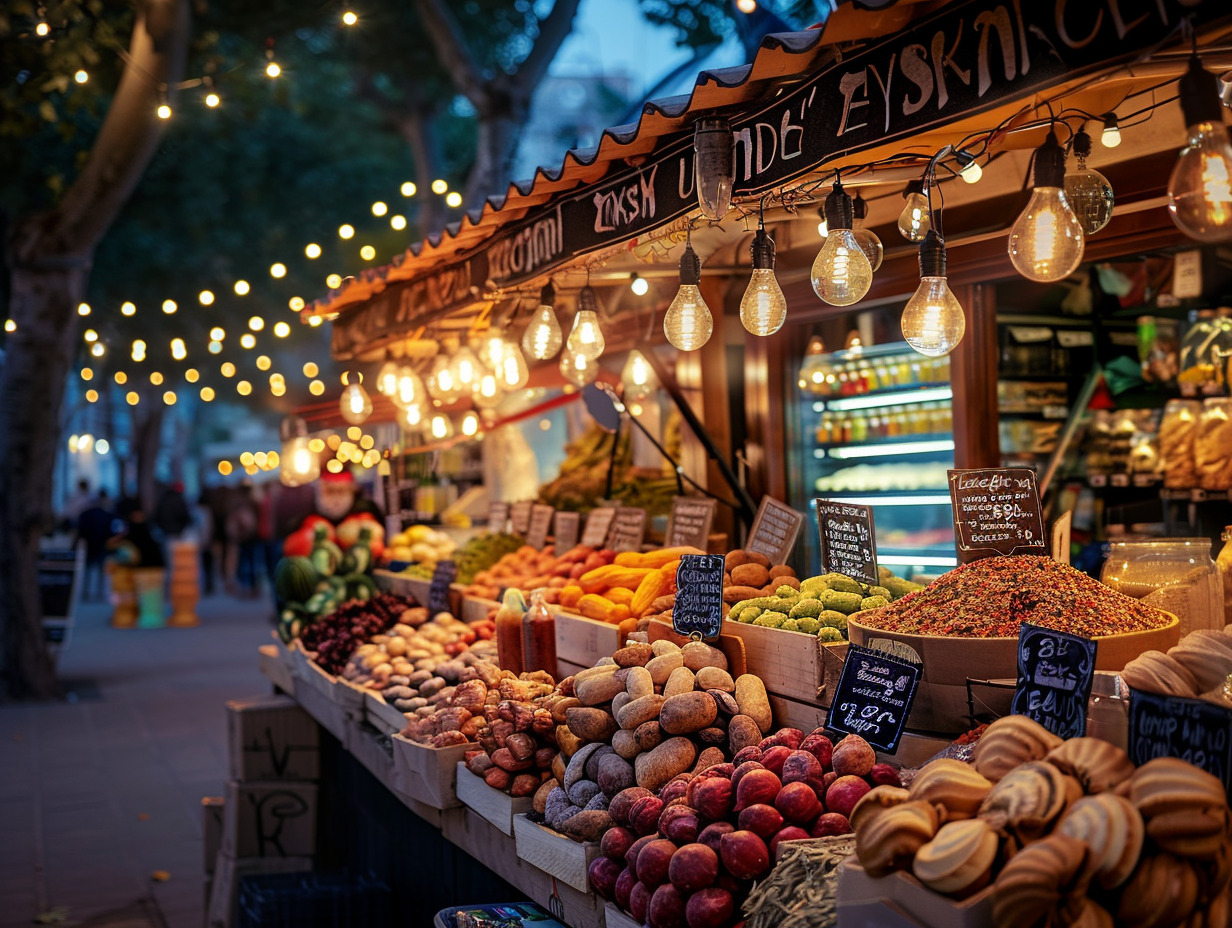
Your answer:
[1102,113,1119,132]
[1180,55,1224,128]
[679,242,702,286]
[852,192,868,222]
[540,281,555,306]
[955,150,977,169]
[918,230,947,278]
[1072,128,1093,161]
[824,183,855,231]
[1032,131,1066,188]
[750,228,776,269]
[578,284,600,316]
[903,179,925,199]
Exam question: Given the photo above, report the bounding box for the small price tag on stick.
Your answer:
[816,499,878,585]
[672,554,726,641]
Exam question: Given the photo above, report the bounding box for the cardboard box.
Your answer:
[391,734,468,809]
[512,814,598,892]
[205,850,312,928]
[836,858,994,928]
[222,780,318,860]
[226,695,319,782]
[202,797,225,875]
[455,763,532,835]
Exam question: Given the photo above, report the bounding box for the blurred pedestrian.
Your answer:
[77,490,118,601]
[226,482,259,597]
[154,482,192,541]
[61,478,94,531]
[195,491,216,595]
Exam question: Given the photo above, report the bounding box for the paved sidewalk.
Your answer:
[0,593,273,928]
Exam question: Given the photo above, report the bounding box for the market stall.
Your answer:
[218,2,1232,926]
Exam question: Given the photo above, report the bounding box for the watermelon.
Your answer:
[275,556,319,603]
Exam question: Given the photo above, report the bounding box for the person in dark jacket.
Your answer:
[77,490,118,601]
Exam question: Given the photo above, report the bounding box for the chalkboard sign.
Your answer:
[427,560,457,616]
[581,507,616,548]
[554,511,580,551]
[815,500,878,585]
[1128,688,1232,793]
[947,468,1046,563]
[672,554,726,641]
[826,643,921,753]
[510,501,534,535]
[745,497,804,565]
[664,497,717,549]
[525,504,555,551]
[607,507,647,552]
[488,502,510,534]
[1011,623,1096,739]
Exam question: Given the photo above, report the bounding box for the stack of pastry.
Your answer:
[1121,626,1232,701]
[847,714,1232,927]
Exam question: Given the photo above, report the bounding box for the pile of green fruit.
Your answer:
[400,531,523,583]
[275,524,378,642]
[729,568,923,641]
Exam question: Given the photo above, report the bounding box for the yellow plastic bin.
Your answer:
[109,564,137,628]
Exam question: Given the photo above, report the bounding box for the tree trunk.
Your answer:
[134,400,166,515]
[464,108,520,212]
[0,0,189,701]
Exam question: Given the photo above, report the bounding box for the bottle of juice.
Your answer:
[495,588,526,675]
[521,588,557,676]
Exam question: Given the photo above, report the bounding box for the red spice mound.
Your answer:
[855,555,1174,638]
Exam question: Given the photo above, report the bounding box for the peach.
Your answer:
[769,825,811,857]
[698,821,733,854]
[689,776,734,823]
[799,731,834,770]
[810,812,851,837]
[685,888,735,928]
[637,838,678,887]
[825,775,872,819]
[775,781,823,825]
[868,762,902,788]
[660,805,701,845]
[831,734,876,778]
[648,883,687,928]
[668,842,719,893]
[629,881,652,922]
[719,829,771,880]
[589,856,622,898]
[615,867,636,909]
[734,768,781,811]
[781,750,825,792]
[737,803,784,841]
[760,745,791,777]
[602,826,637,862]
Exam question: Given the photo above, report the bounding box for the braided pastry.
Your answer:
[972,715,1062,783]
[1046,737,1135,794]
[993,833,1091,928]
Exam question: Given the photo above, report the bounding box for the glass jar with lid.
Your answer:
[1101,538,1223,637]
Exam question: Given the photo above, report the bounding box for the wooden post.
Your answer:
[949,283,1000,469]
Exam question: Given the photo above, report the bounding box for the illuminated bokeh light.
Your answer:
[303,362,319,377]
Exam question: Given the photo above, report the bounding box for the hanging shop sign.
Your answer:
[326,0,1225,356]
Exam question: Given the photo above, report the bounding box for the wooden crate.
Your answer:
[364,689,409,735]
[332,677,368,714]
[512,814,599,892]
[292,667,350,742]
[347,723,396,787]
[373,568,416,598]
[555,609,623,669]
[837,859,994,928]
[455,762,532,835]
[391,736,469,809]
[720,619,825,703]
[457,590,500,623]
[605,903,643,928]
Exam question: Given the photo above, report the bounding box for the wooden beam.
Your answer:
[949,283,1000,469]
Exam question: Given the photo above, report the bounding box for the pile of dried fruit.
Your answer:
[855,556,1174,638]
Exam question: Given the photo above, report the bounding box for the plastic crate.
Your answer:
[237,871,390,928]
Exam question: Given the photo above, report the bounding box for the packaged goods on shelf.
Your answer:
[1196,397,1232,490]
[1159,400,1201,488]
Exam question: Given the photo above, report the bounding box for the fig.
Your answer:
[689,776,734,823]
[660,804,701,845]
[759,728,804,751]
[730,760,766,794]
[629,881,652,922]
[868,762,903,788]
[631,795,665,836]
[610,787,653,827]
[732,746,763,766]
[660,775,691,805]
[781,749,825,792]
[626,834,657,870]
[615,867,636,909]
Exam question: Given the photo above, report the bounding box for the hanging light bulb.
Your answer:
[449,345,482,392]
[693,117,734,220]
[560,348,599,387]
[621,351,657,403]
[427,413,454,441]
[1007,130,1085,281]
[1065,128,1115,235]
[812,182,874,306]
[567,286,605,359]
[740,226,788,336]
[376,360,399,397]
[851,192,883,272]
[897,180,931,242]
[473,371,503,408]
[498,341,529,390]
[427,353,462,403]
[663,241,713,351]
[479,330,507,372]
[459,411,480,437]
[816,206,828,238]
[956,150,983,184]
[1100,113,1122,148]
[394,366,426,409]
[403,402,424,431]
[280,417,320,487]
[901,231,966,358]
[1168,56,1232,243]
[522,283,563,360]
[339,373,373,425]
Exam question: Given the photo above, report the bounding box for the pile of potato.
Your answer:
[530,637,775,842]
[463,672,562,795]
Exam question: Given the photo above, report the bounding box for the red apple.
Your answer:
[698,821,734,855]
[734,768,781,812]
[759,745,791,777]
[615,867,636,909]
[685,888,735,928]
[825,775,872,819]
[799,731,834,770]
[637,838,678,887]
[648,883,687,928]
[589,857,622,898]
[811,812,851,837]
[769,825,811,857]
[602,826,637,862]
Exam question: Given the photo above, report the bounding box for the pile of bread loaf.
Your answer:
[1120,626,1232,700]
[850,715,1230,927]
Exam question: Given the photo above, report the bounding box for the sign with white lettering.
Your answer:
[525,504,555,551]
[488,502,510,535]
[827,644,921,753]
[1128,688,1232,793]
[745,497,803,565]
[510,501,534,536]
[816,500,878,585]
[327,0,1222,359]
[664,497,717,550]
[1011,624,1096,740]
[554,511,581,552]
[948,468,1046,563]
[672,554,726,641]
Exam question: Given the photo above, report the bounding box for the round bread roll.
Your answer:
[1120,650,1199,698]
[979,760,1071,840]
[1056,793,1145,889]
[993,833,1092,928]
[853,799,939,878]
[1146,806,1232,860]
[907,758,993,820]
[1046,737,1135,794]
[911,818,999,896]
[1116,853,1201,928]
[972,715,1062,783]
